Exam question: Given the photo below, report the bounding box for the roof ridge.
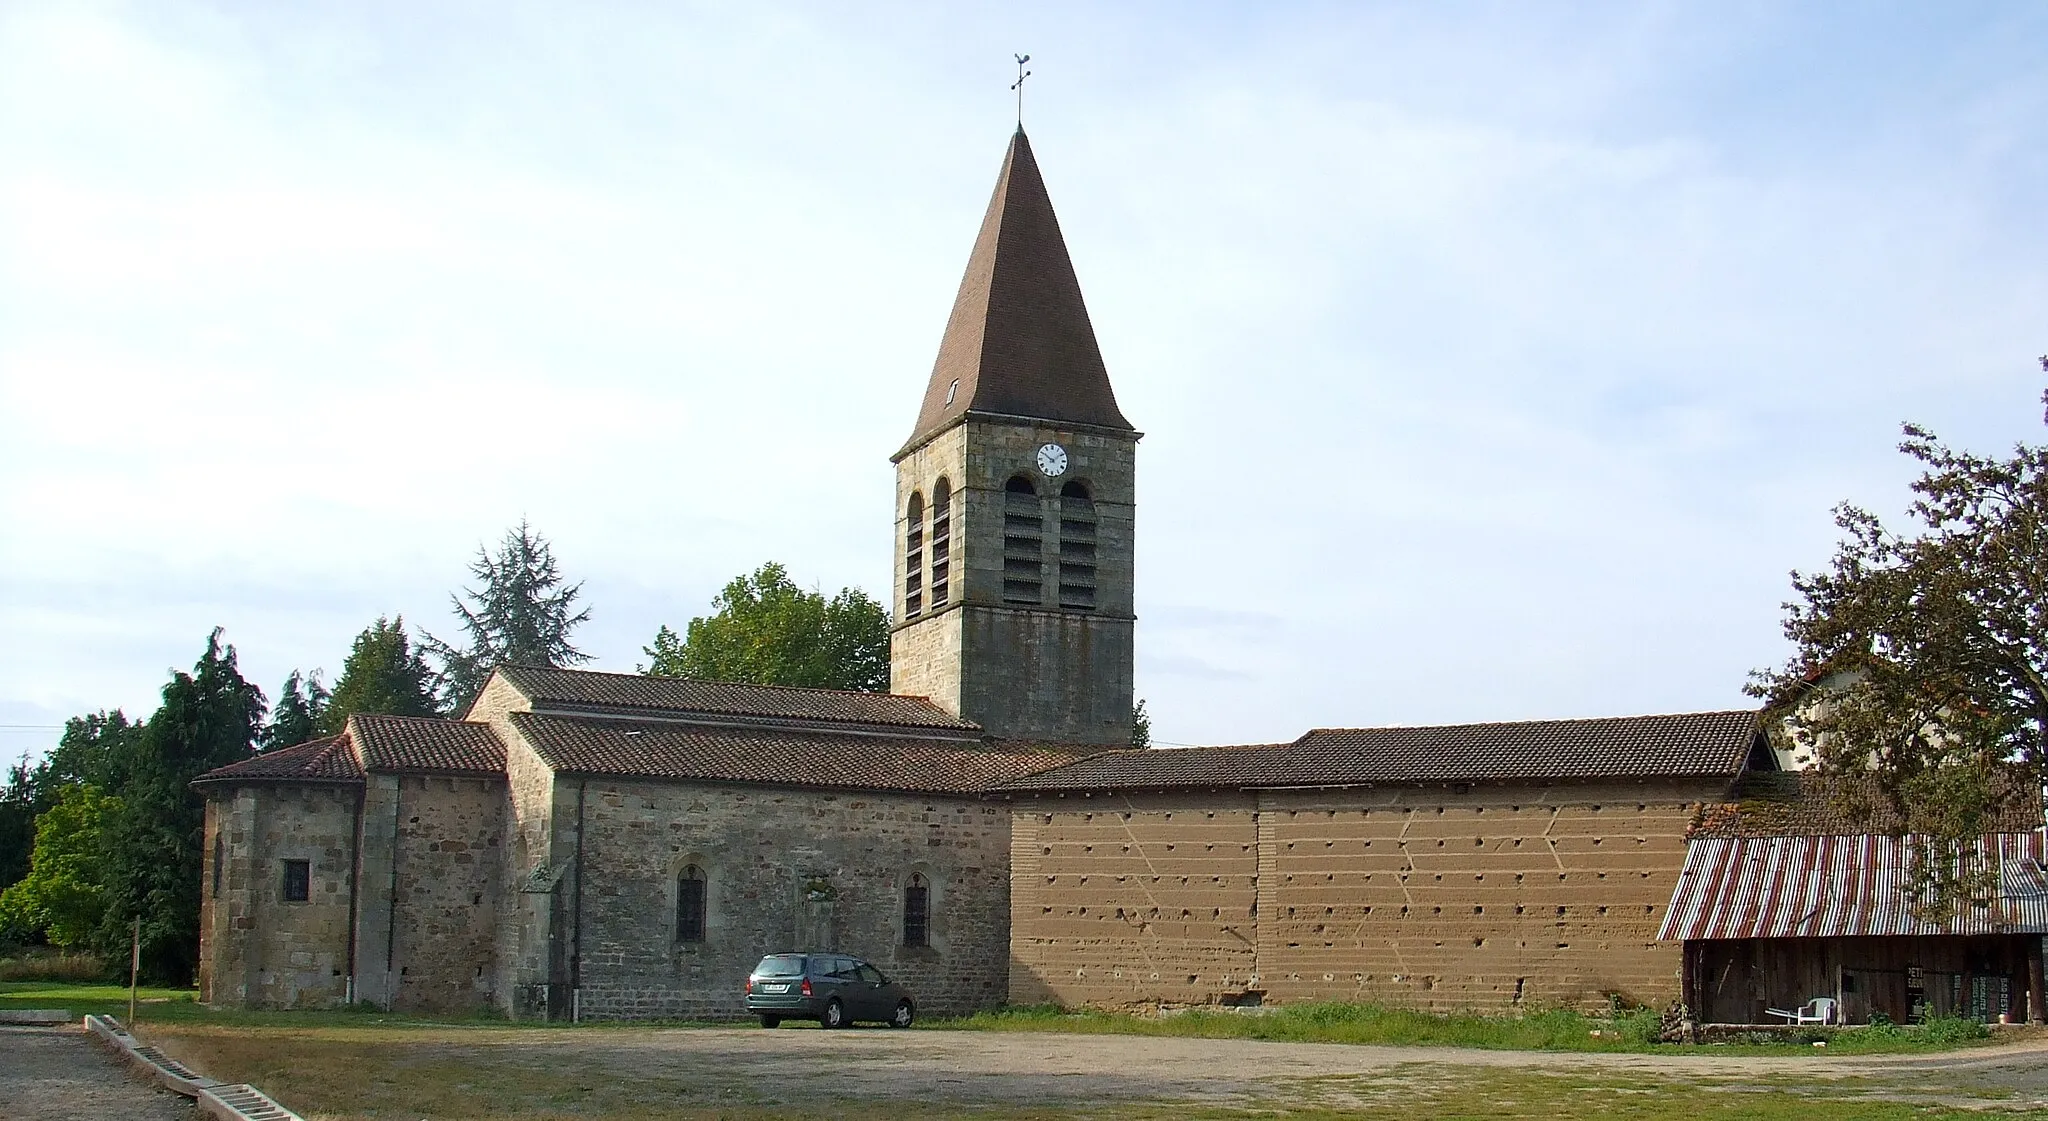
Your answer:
[1300,709,1757,735]
[503,663,948,706]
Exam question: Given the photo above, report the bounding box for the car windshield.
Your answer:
[753,956,804,977]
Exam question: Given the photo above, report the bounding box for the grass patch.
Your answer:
[938,1001,2010,1055]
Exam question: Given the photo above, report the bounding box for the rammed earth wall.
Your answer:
[562,778,1012,1021]
[1008,778,1728,1013]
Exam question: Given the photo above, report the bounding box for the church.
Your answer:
[195,126,2040,1025]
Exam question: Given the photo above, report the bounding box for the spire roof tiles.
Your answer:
[901,129,1132,456]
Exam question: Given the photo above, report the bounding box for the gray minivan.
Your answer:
[744,953,915,1029]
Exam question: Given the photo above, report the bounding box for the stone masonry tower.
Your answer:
[890,129,1138,748]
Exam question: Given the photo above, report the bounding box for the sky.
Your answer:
[2,2,2044,760]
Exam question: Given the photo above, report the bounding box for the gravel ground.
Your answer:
[0,1024,196,1120]
[519,1026,2048,1108]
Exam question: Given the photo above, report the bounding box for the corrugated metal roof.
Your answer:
[1660,833,2048,940]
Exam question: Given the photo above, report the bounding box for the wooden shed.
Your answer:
[1660,774,2048,1025]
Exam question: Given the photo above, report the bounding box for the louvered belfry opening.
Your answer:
[903,491,925,618]
[929,479,952,607]
[1002,475,1044,604]
[1057,480,1097,610]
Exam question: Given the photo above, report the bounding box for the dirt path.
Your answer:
[0,1024,196,1120]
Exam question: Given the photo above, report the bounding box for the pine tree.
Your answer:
[424,522,592,711]
[261,670,330,751]
[93,629,265,982]
[319,617,438,734]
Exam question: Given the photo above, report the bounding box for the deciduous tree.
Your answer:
[1751,361,2048,913]
[0,784,120,947]
[643,563,889,692]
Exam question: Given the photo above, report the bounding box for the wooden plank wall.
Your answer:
[1696,935,2036,1024]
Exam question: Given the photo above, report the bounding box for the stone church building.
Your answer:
[195,128,1784,1021]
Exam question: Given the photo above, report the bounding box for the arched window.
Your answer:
[1058,481,1097,610]
[1002,476,1044,604]
[677,864,706,943]
[904,872,930,948]
[903,492,925,618]
[929,479,952,607]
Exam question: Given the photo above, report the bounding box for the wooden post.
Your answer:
[128,916,140,1025]
[2029,936,2045,1025]
[1680,941,1699,1024]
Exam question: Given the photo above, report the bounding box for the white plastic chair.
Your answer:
[1764,997,1835,1025]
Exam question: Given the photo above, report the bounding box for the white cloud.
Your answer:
[1,2,2043,755]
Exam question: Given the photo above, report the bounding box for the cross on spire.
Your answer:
[1011,54,1031,126]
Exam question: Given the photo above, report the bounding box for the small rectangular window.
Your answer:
[282,859,310,903]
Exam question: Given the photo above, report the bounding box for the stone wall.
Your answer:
[1009,778,1726,1013]
[891,417,1138,746]
[498,736,562,1018]
[566,778,1013,1021]
[201,783,360,1009]
[389,774,505,1013]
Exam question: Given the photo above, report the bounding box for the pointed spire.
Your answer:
[900,129,1132,455]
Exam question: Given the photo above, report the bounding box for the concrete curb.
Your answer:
[83,1014,305,1121]
[0,1008,72,1024]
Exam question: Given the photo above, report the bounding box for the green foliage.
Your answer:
[1,710,144,900]
[320,616,439,734]
[1915,1013,1991,1044]
[424,521,592,711]
[93,629,265,983]
[643,562,890,692]
[1131,698,1151,748]
[261,669,329,751]
[0,785,120,946]
[1751,363,2048,912]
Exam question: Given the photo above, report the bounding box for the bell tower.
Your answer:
[890,129,1139,748]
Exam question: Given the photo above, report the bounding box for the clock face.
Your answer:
[1036,443,1069,478]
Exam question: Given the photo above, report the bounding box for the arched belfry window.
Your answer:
[904,492,925,618]
[904,872,930,948]
[1058,481,1097,610]
[1002,475,1044,604]
[929,479,952,607]
[677,864,706,943]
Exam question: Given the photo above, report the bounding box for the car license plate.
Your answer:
[761,983,790,993]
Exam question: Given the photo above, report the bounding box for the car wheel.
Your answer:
[758,1015,781,1028]
[889,1000,914,1029]
[821,998,847,1029]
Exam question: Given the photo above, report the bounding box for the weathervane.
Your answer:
[1011,54,1032,126]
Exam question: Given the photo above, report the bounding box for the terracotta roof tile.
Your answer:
[192,735,364,785]
[492,665,979,733]
[1000,711,1762,792]
[510,712,1072,795]
[348,714,506,775]
[900,129,1133,455]
[1690,769,2043,838]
